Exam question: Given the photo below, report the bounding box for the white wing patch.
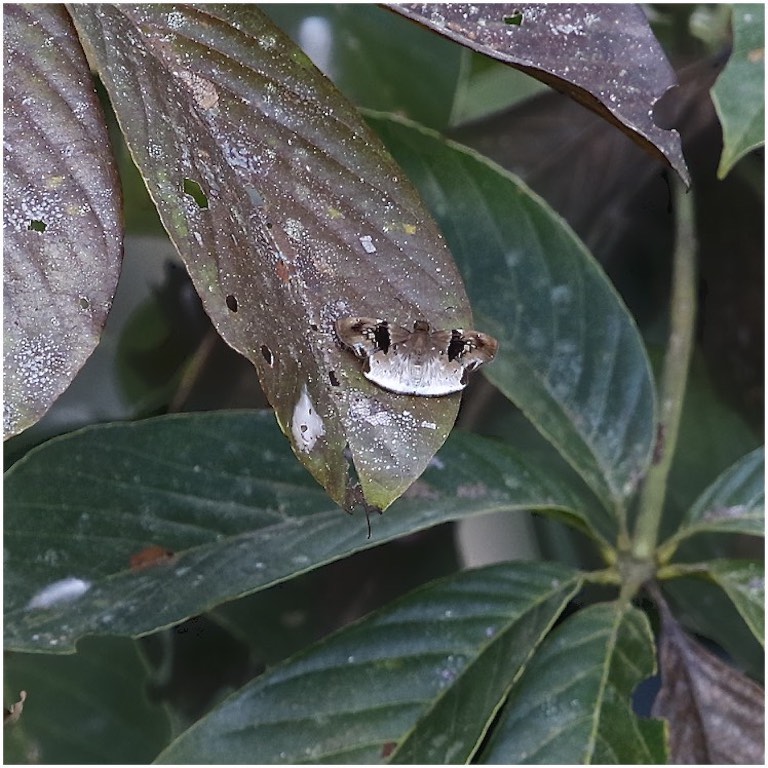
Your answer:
[335,317,498,397]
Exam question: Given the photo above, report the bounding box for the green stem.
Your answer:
[632,177,697,561]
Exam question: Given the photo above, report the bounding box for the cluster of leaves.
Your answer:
[4,4,764,764]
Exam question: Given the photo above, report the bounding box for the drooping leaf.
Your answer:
[370,114,656,516]
[389,3,690,185]
[155,562,581,764]
[4,411,597,653]
[3,637,170,764]
[479,601,664,763]
[68,5,473,511]
[711,4,765,178]
[3,4,122,438]
[652,595,765,764]
[666,447,764,550]
[701,559,764,648]
[264,4,462,130]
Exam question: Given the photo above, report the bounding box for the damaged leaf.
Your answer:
[3,5,122,438]
[652,594,765,764]
[68,4,474,511]
[389,3,690,185]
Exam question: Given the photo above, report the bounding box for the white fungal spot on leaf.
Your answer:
[291,384,325,452]
[27,577,91,609]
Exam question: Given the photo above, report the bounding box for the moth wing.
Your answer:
[429,329,454,351]
[456,331,499,369]
[386,324,414,346]
[335,316,384,359]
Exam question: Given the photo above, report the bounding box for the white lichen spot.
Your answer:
[292,384,325,452]
[284,218,306,242]
[359,235,377,253]
[27,577,91,610]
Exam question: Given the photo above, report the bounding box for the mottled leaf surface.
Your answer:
[4,411,596,652]
[652,597,765,764]
[702,559,765,648]
[712,4,765,178]
[389,3,689,184]
[479,602,664,764]
[68,4,472,510]
[155,562,581,764]
[670,447,764,546]
[3,637,170,764]
[3,5,122,438]
[370,114,656,516]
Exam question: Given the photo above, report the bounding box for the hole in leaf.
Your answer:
[329,370,340,387]
[79,297,90,310]
[28,219,46,232]
[503,10,523,25]
[265,221,273,229]
[183,178,209,209]
[310,323,319,331]
[261,344,274,366]
[226,294,238,312]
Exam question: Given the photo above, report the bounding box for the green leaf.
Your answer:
[263,5,461,130]
[370,114,656,516]
[5,411,597,652]
[3,637,170,763]
[3,5,122,437]
[701,559,764,648]
[479,602,665,763]
[68,5,472,511]
[712,5,765,178]
[668,447,764,547]
[155,562,581,763]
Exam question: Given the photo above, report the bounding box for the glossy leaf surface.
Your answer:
[479,602,664,763]
[156,562,581,763]
[5,411,596,652]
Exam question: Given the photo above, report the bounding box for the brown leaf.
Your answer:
[3,5,123,438]
[390,3,690,185]
[652,591,765,764]
[69,5,474,510]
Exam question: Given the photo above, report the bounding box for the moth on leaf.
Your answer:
[336,316,498,396]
